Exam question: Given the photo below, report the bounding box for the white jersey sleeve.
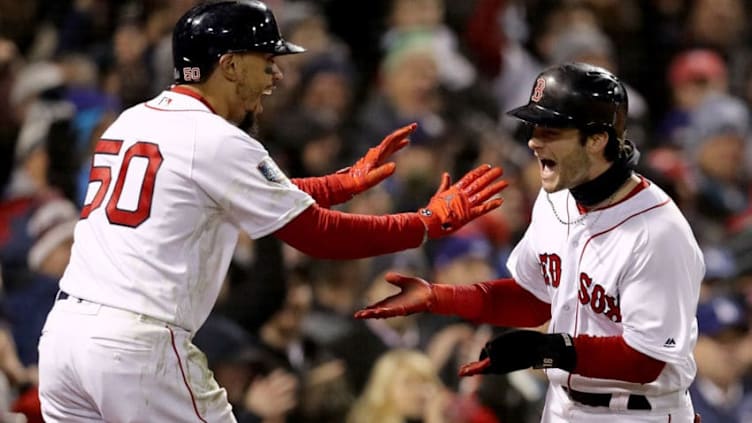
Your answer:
[619,205,705,364]
[192,125,314,239]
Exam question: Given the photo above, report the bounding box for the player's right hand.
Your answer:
[354,272,436,319]
[335,123,416,197]
[417,164,508,239]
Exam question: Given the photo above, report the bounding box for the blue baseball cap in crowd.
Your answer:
[697,295,749,337]
[432,235,493,270]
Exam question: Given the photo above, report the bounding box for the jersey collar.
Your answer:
[169,85,217,114]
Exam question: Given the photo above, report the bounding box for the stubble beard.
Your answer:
[555,147,591,192]
[235,79,261,136]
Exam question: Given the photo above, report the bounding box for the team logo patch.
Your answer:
[531,77,546,102]
[257,158,286,183]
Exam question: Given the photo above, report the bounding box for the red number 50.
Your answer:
[80,139,163,228]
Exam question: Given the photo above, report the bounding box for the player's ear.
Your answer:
[218,53,239,82]
[586,132,609,155]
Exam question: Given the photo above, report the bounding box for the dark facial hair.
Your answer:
[238,112,258,136]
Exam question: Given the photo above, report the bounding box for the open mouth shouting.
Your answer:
[539,157,557,180]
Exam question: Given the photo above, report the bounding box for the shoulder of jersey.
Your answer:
[144,91,262,147]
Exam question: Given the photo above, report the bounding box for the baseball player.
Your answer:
[36,1,508,422]
[356,63,705,423]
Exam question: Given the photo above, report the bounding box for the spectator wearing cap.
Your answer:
[690,294,752,423]
[680,94,751,243]
[659,49,729,147]
[382,0,476,92]
[698,246,739,301]
[432,234,496,286]
[355,30,445,154]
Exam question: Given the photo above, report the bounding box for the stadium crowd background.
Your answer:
[1,0,752,422]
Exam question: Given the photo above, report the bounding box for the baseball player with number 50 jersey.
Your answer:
[36,1,508,422]
[356,63,705,422]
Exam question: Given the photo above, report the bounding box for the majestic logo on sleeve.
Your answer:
[257,158,286,184]
[578,272,622,322]
[531,78,546,102]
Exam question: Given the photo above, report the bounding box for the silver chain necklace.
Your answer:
[546,191,617,226]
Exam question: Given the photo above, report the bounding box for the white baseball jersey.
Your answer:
[59,88,314,333]
[508,177,704,398]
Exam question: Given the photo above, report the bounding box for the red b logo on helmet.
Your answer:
[531,78,546,102]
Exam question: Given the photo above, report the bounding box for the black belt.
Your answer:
[56,291,82,302]
[563,387,652,410]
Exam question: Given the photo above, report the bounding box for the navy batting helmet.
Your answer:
[508,63,628,158]
[172,0,305,84]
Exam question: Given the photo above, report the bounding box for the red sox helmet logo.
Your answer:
[531,77,546,102]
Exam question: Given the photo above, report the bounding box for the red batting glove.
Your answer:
[418,164,508,239]
[334,123,415,196]
[354,272,438,319]
[458,357,492,377]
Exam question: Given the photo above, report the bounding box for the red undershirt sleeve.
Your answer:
[290,176,350,209]
[573,335,665,383]
[273,204,426,259]
[432,278,551,327]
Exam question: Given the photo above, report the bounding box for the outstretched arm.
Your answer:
[354,273,551,327]
[275,164,508,259]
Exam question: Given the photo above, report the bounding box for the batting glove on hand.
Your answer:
[354,272,436,319]
[334,123,415,197]
[458,330,576,377]
[418,164,508,240]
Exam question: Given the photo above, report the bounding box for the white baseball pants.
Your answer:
[38,295,236,422]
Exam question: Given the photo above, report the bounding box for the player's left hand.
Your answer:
[458,330,576,377]
[335,123,416,196]
[418,164,508,239]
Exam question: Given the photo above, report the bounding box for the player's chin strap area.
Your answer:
[570,140,640,207]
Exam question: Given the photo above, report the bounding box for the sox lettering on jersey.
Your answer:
[578,272,622,323]
[539,253,622,323]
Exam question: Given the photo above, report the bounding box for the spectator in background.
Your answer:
[1,195,74,367]
[382,0,477,93]
[326,252,431,395]
[547,27,650,148]
[257,1,352,125]
[346,348,453,423]
[681,93,751,244]
[684,0,751,97]
[659,48,729,147]
[194,313,300,423]
[355,31,445,155]
[691,295,752,423]
[271,112,343,178]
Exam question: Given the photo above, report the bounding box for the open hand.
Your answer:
[418,164,508,239]
[354,272,436,319]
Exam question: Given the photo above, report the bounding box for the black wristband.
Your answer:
[534,333,577,371]
[480,330,577,374]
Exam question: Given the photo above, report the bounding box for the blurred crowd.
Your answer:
[1,0,752,422]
